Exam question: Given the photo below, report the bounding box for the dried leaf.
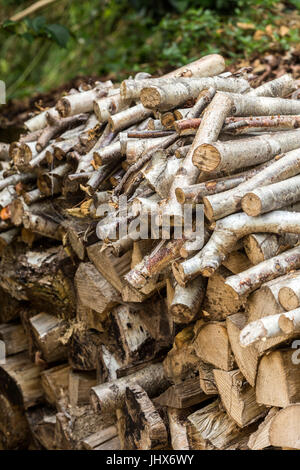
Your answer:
[279,25,290,37]
[237,22,255,30]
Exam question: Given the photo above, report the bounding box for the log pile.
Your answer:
[0,53,299,450]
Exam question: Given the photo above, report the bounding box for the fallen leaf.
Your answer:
[253,30,266,41]
[237,22,255,30]
[279,25,290,37]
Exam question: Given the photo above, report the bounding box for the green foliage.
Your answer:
[0,0,299,100]
[2,16,70,47]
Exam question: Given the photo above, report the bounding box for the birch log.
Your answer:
[230,94,300,116]
[223,115,300,135]
[160,92,233,222]
[173,212,300,284]
[248,74,296,97]
[241,309,300,348]
[120,54,225,99]
[225,245,300,298]
[93,92,128,123]
[243,232,300,265]
[278,272,300,311]
[170,277,206,324]
[175,160,275,205]
[193,129,300,172]
[203,148,300,221]
[25,107,60,132]
[56,82,112,117]
[140,76,249,111]
[109,104,153,132]
[242,174,300,216]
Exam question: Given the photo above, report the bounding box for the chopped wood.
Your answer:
[256,349,300,407]
[2,55,300,450]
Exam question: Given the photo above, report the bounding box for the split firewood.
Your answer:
[187,400,256,450]
[198,360,218,395]
[255,349,300,407]
[25,406,57,450]
[163,326,200,384]
[54,404,105,450]
[68,328,103,371]
[75,262,120,316]
[0,323,28,356]
[193,321,235,371]
[0,244,76,318]
[0,352,44,409]
[247,407,280,450]
[87,242,132,293]
[29,313,68,363]
[69,370,97,407]
[81,425,118,450]
[213,369,267,427]
[226,313,259,387]
[41,364,70,407]
[267,405,300,450]
[0,393,30,449]
[117,384,168,450]
[154,376,208,409]
[167,407,193,450]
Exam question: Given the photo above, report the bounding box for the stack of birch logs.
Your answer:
[0,53,300,450]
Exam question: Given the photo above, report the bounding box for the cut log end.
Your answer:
[278,286,300,311]
[140,87,161,109]
[192,143,221,172]
[278,314,295,334]
[56,98,70,117]
[241,193,262,217]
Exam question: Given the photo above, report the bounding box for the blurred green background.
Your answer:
[0,0,299,100]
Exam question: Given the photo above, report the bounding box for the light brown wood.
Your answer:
[256,349,300,407]
[193,321,235,371]
[214,369,267,427]
[155,376,208,409]
[117,384,168,450]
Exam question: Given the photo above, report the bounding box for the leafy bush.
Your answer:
[0,0,299,99]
